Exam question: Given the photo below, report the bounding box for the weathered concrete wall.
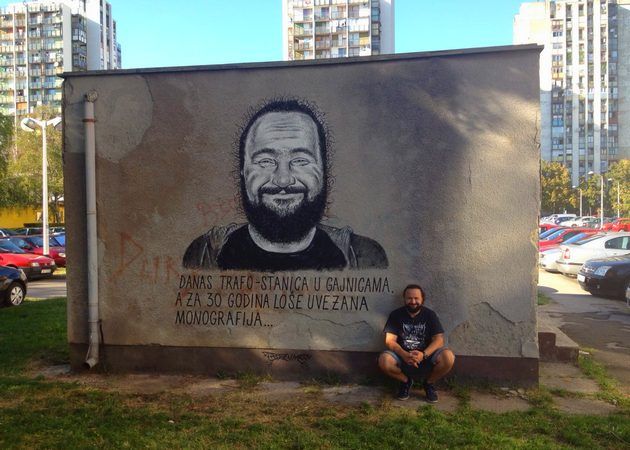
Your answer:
[63,46,542,383]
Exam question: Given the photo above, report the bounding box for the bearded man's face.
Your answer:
[241,111,326,243]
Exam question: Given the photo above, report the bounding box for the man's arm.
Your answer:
[385,332,421,367]
[422,333,445,359]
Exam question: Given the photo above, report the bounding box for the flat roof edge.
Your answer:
[61,44,543,79]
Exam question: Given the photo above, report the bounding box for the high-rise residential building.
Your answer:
[282,0,394,61]
[514,0,630,185]
[0,0,121,119]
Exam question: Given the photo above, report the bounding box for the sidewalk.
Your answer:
[37,355,623,416]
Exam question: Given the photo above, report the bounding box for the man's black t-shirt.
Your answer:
[217,226,347,271]
[383,306,444,352]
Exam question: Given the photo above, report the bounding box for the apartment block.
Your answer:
[514,0,630,185]
[0,0,121,119]
[282,0,394,61]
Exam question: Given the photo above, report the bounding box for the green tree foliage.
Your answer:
[541,161,574,214]
[606,160,630,218]
[0,113,16,205]
[0,107,63,223]
[581,173,604,216]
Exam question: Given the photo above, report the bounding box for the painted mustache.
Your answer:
[259,186,308,195]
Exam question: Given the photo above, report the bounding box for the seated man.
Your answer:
[378,284,455,402]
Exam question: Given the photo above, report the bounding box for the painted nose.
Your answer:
[272,161,296,188]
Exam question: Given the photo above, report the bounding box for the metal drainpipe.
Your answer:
[84,90,99,368]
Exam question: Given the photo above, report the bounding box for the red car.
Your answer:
[0,238,56,279]
[539,228,596,251]
[9,235,66,267]
[610,218,630,232]
[539,223,559,233]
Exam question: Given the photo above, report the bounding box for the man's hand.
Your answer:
[405,350,424,367]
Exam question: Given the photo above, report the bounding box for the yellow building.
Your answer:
[0,206,64,228]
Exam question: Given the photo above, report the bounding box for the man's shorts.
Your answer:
[382,347,447,379]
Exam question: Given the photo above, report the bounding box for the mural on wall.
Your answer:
[182,98,388,272]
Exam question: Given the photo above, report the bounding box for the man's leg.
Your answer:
[378,351,414,400]
[422,348,455,403]
[426,348,455,384]
[377,351,408,383]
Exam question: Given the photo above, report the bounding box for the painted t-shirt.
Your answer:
[383,306,444,352]
[217,226,347,271]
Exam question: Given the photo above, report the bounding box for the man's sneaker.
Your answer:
[424,382,438,403]
[396,378,413,400]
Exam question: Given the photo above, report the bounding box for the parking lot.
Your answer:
[27,273,67,299]
[538,268,630,394]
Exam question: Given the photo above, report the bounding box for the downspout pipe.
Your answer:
[84,90,99,369]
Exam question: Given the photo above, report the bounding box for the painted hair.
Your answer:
[236,97,332,177]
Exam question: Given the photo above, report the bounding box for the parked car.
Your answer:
[0,228,17,237]
[577,254,630,300]
[539,228,594,251]
[563,216,596,227]
[0,265,27,306]
[0,238,56,279]
[9,235,66,267]
[541,214,576,224]
[539,223,559,233]
[601,218,623,231]
[540,227,565,239]
[540,232,601,273]
[554,216,578,225]
[557,232,630,276]
[13,227,43,235]
[52,232,65,246]
[610,218,630,232]
[582,217,602,229]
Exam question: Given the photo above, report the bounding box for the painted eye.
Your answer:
[256,158,277,168]
[291,158,310,167]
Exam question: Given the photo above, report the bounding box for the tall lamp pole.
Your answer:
[573,185,582,217]
[588,170,604,228]
[20,116,62,256]
[615,180,620,219]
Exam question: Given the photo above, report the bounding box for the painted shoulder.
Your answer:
[318,224,388,269]
[182,223,243,269]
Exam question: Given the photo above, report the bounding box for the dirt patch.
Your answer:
[470,392,531,413]
[553,396,619,416]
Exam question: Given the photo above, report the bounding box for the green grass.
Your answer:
[537,292,552,306]
[0,297,68,375]
[578,349,630,409]
[0,298,629,449]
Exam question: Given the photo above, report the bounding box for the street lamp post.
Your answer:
[573,185,582,217]
[588,170,605,228]
[20,116,62,256]
[615,180,620,219]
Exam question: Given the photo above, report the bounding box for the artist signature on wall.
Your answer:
[262,351,312,366]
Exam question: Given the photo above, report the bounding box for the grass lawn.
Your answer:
[0,298,628,449]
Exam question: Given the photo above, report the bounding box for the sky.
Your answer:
[0,0,532,69]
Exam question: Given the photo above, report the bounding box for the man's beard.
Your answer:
[406,304,422,314]
[242,184,327,244]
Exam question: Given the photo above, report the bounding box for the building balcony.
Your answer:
[294,29,313,37]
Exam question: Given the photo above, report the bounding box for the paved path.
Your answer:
[538,269,630,394]
[27,273,67,299]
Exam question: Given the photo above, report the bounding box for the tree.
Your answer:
[0,113,16,206]
[606,160,630,218]
[4,107,63,223]
[541,161,574,214]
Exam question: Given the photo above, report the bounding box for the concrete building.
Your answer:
[514,0,630,185]
[282,0,394,61]
[0,0,121,119]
